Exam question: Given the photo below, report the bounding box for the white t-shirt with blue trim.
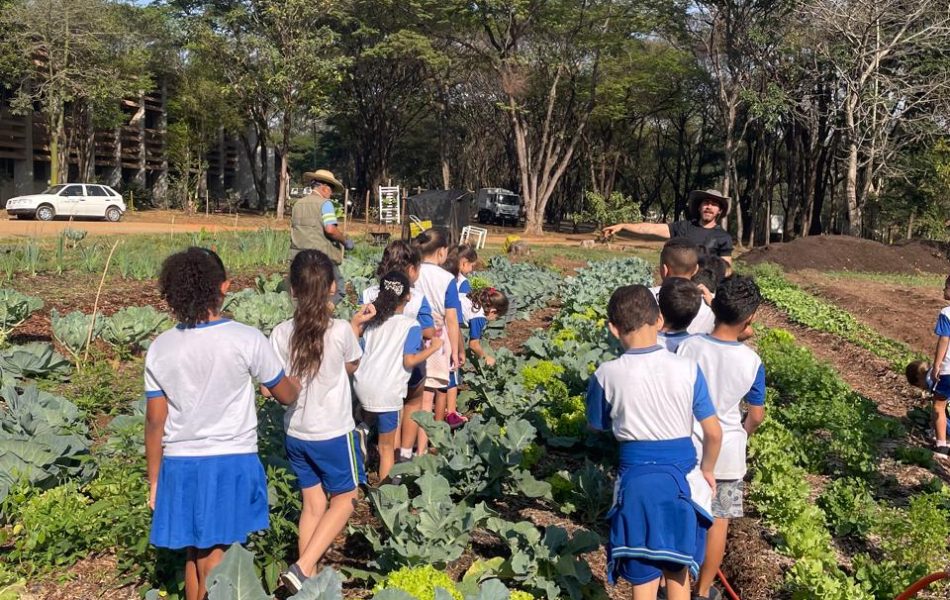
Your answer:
[269,318,362,441]
[677,334,766,479]
[935,306,950,375]
[354,314,422,411]
[586,346,716,441]
[144,319,285,457]
[416,262,461,324]
[658,331,691,353]
[457,275,476,325]
[361,284,434,329]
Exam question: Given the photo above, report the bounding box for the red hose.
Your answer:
[717,569,741,600]
[894,571,950,600]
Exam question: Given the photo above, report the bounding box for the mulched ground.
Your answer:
[742,235,950,275]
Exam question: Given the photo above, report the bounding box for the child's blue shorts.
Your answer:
[441,371,459,391]
[285,432,366,494]
[935,375,950,398]
[408,365,426,388]
[366,410,400,434]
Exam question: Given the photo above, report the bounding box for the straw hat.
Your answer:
[303,169,344,192]
[688,189,730,219]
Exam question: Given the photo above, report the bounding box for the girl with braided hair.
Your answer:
[466,286,509,367]
[354,271,443,480]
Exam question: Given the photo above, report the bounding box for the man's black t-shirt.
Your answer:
[668,220,733,257]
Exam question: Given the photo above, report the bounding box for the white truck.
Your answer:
[475,188,522,226]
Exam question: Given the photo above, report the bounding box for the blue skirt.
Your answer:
[150,453,269,550]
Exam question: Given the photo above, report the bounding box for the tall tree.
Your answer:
[0,0,151,184]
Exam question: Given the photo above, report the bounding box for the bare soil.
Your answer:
[742,235,950,275]
[784,270,943,356]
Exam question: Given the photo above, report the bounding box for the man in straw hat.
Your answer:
[602,189,733,264]
[290,169,353,302]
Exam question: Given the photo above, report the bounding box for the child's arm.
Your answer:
[267,375,300,406]
[467,316,493,365]
[445,307,462,368]
[933,337,949,386]
[350,304,376,338]
[468,338,493,364]
[345,360,360,375]
[698,415,722,493]
[405,338,443,369]
[145,395,168,510]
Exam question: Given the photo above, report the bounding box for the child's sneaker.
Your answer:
[445,411,468,430]
[280,563,308,594]
[935,445,950,457]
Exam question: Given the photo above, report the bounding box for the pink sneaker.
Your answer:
[445,411,468,430]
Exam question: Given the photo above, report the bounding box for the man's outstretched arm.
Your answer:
[602,222,671,239]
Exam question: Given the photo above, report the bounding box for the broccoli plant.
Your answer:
[0,289,43,346]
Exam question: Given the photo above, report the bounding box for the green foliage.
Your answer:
[817,478,876,538]
[206,543,344,600]
[560,257,653,319]
[66,358,141,415]
[480,257,561,320]
[577,191,641,230]
[545,461,612,525]
[484,518,600,600]
[374,565,463,600]
[50,309,103,358]
[101,306,172,357]
[5,482,99,569]
[363,473,490,571]
[0,384,93,504]
[226,291,294,336]
[0,289,42,346]
[0,342,71,381]
[390,413,550,500]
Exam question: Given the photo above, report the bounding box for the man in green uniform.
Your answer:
[290,169,353,303]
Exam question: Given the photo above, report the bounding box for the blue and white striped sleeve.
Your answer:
[586,372,612,431]
[692,366,716,420]
[445,280,463,323]
[745,363,766,407]
[469,317,488,340]
[321,200,338,227]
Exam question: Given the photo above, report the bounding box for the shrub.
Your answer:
[373,565,463,600]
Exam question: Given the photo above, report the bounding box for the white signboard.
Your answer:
[378,186,401,224]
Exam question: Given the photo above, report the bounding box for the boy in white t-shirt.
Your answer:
[676,275,766,600]
[929,274,950,454]
[650,239,715,335]
[587,284,722,600]
[656,277,702,353]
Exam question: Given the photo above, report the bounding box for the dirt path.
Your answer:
[785,270,944,356]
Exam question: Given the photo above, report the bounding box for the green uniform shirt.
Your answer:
[289,193,341,264]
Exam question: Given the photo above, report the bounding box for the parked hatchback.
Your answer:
[5,184,127,222]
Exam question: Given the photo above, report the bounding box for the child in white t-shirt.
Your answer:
[466,287,509,366]
[145,247,299,600]
[656,278,702,353]
[649,238,715,335]
[354,271,443,480]
[359,241,437,464]
[586,284,721,600]
[410,229,462,454]
[268,249,376,594]
[676,275,766,600]
[442,244,480,428]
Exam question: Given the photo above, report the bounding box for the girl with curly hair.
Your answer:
[145,247,299,600]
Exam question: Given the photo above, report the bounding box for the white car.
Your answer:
[5,184,127,222]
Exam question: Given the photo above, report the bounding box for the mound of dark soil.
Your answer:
[741,235,949,274]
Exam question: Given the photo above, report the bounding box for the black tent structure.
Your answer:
[403,189,472,243]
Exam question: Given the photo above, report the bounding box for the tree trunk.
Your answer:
[275,112,292,220]
[844,94,862,235]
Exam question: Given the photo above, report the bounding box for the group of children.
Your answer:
[588,239,765,600]
[905,274,950,455]
[144,231,509,599]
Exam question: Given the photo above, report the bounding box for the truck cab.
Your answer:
[476,188,522,226]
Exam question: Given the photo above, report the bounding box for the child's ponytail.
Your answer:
[367,271,411,330]
[469,287,509,317]
[443,244,477,277]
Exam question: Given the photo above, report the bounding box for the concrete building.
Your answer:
[0,88,273,209]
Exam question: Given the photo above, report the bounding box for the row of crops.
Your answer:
[0,246,947,599]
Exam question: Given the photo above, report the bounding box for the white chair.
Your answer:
[460,225,488,250]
